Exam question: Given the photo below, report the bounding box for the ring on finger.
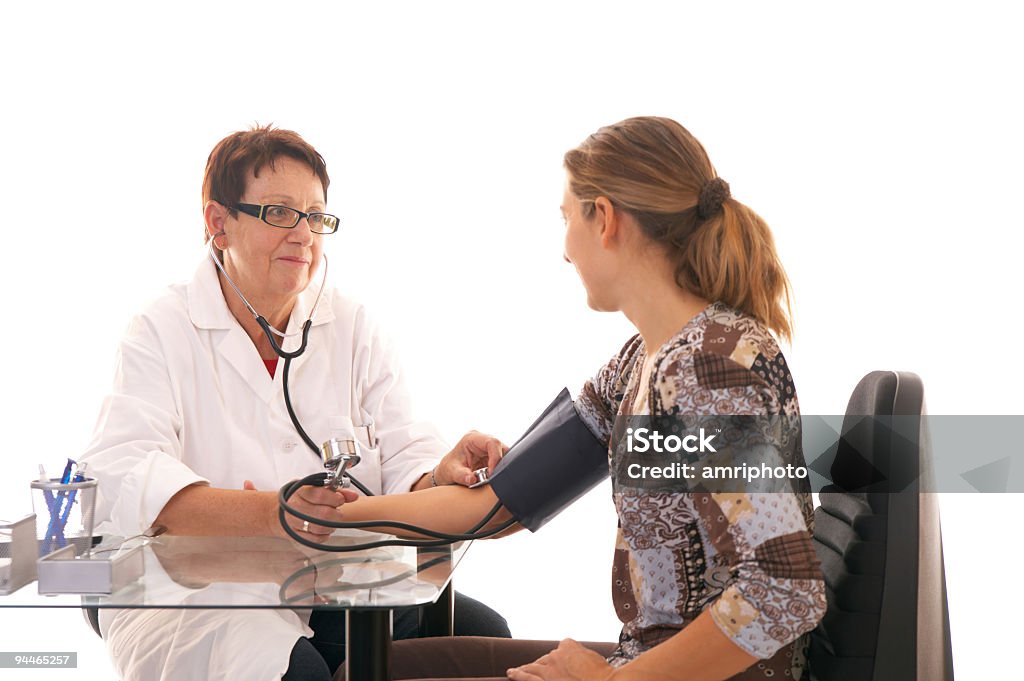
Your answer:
[302,520,310,533]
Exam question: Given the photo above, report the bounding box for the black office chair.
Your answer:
[809,371,954,681]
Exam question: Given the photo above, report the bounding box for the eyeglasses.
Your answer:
[233,203,340,234]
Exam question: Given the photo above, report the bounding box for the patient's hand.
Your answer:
[507,639,614,681]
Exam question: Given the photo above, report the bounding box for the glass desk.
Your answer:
[0,531,470,681]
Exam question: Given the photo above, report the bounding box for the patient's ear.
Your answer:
[593,196,620,249]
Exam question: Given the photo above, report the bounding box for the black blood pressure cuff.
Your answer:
[489,389,609,532]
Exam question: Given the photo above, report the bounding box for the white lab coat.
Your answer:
[82,256,447,680]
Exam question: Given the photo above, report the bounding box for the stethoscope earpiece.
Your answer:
[209,229,227,250]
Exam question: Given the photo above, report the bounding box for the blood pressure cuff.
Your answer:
[489,389,609,532]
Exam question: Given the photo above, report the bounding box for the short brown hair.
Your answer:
[202,124,330,242]
[564,116,793,341]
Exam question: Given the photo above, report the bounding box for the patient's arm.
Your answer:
[337,484,520,538]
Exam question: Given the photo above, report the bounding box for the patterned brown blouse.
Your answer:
[576,302,826,680]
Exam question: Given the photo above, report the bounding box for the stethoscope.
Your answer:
[208,239,325,359]
[207,243,375,497]
[208,242,514,551]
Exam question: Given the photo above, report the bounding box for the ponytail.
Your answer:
[682,199,792,341]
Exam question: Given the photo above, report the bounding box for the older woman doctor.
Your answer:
[80,126,508,681]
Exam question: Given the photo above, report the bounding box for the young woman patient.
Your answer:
[340,116,826,681]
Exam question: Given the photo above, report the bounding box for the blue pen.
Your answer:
[44,458,77,550]
[55,463,88,548]
[59,459,74,485]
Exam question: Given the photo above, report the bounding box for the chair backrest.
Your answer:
[809,371,954,681]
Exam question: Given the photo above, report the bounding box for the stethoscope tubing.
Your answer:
[210,246,513,547]
[208,246,375,496]
[277,473,514,552]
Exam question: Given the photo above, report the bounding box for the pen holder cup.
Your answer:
[30,477,97,558]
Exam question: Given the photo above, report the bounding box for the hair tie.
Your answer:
[697,177,731,219]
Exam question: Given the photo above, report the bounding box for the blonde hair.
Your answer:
[564,116,793,341]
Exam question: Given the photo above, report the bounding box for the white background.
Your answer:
[1,2,1021,679]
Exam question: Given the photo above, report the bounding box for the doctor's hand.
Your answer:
[246,480,358,543]
[507,639,614,681]
[433,430,508,487]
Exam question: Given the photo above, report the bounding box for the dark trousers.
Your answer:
[283,592,512,681]
[386,637,618,681]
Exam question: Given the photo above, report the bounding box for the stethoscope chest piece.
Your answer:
[321,438,362,490]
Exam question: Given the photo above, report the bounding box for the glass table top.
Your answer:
[0,530,469,610]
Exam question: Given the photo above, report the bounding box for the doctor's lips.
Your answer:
[278,256,311,266]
